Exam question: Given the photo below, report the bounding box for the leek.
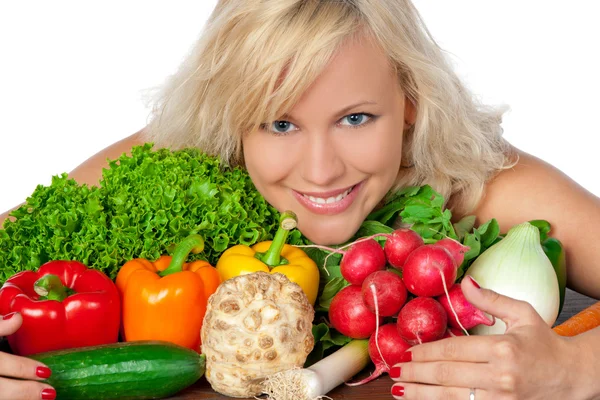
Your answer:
[465,222,560,335]
[261,339,370,400]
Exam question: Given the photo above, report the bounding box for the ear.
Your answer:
[403,96,416,129]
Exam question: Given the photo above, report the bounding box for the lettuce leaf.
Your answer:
[0,144,281,283]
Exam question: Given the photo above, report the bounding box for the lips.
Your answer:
[292,181,363,216]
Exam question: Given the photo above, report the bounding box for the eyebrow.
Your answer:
[335,101,379,116]
[280,101,378,121]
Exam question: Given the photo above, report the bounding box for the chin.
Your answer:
[297,218,361,246]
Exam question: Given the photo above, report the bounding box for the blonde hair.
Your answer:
[143,0,515,216]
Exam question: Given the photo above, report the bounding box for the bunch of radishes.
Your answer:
[327,229,494,384]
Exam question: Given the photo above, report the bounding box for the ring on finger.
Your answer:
[469,387,476,400]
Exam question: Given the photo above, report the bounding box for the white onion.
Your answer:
[466,222,560,335]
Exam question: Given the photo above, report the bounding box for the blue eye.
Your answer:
[266,120,297,134]
[340,113,372,127]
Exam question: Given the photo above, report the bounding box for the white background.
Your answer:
[1,1,599,214]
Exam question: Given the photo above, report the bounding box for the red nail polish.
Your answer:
[389,366,401,378]
[36,366,52,379]
[392,385,405,397]
[41,388,56,400]
[402,350,412,362]
[2,312,17,320]
[469,276,481,289]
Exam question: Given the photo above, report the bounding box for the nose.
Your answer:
[299,131,345,187]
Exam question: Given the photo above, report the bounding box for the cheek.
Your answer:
[242,133,296,197]
[341,120,403,175]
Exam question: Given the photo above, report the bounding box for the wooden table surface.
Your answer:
[169,288,597,400]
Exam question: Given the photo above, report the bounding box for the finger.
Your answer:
[461,275,542,329]
[0,377,55,400]
[408,335,493,362]
[0,312,22,336]
[391,361,494,389]
[391,383,488,400]
[0,313,54,382]
[0,351,52,381]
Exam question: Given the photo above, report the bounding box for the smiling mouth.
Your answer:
[301,185,355,205]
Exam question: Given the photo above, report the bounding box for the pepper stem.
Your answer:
[34,274,69,302]
[159,234,205,277]
[260,211,297,267]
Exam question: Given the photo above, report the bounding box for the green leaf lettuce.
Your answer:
[0,144,282,283]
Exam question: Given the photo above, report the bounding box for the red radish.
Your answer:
[435,238,470,267]
[361,270,407,317]
[383,229,424,269]
[437,283,494,331]
[346,323,412,386]
[340,239,386,285]
[402,244,457,297]
[443,327,466,338]
[329,285,383,339]
[396,297,447,345]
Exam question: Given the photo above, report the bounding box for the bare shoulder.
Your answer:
[470,147,600,298]
[472,148,599,233]
[67,128,147,187]
[1,129,149,226]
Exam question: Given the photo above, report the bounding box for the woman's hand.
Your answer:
[0,313,56,400]
[390,277,596,400]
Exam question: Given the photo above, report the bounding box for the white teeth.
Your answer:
[308,196,326,204]
[303,187,353,205]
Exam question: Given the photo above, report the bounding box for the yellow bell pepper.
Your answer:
[216,211,319,306]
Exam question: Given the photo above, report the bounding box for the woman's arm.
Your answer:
[471,147,600,299]
[0,129,147,226]
[389,147,600,400]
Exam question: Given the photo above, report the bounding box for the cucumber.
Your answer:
[30,341,205,400]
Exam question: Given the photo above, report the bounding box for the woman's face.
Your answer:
[243,36,414,245]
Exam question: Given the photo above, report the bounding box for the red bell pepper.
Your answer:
[0,260,120,356]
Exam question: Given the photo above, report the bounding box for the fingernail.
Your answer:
[468,275,481,289]
[390,366,401,378]
[36,366,52,379]
[392,385,405,397]
[2,312,17,320]
[402,350,412,362]
[41,388,56,400]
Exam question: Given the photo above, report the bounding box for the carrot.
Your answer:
[552,301,600,337]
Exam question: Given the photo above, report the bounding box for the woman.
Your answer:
[1,1,599,399]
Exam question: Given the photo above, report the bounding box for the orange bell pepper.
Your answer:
[115,234,220,352]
